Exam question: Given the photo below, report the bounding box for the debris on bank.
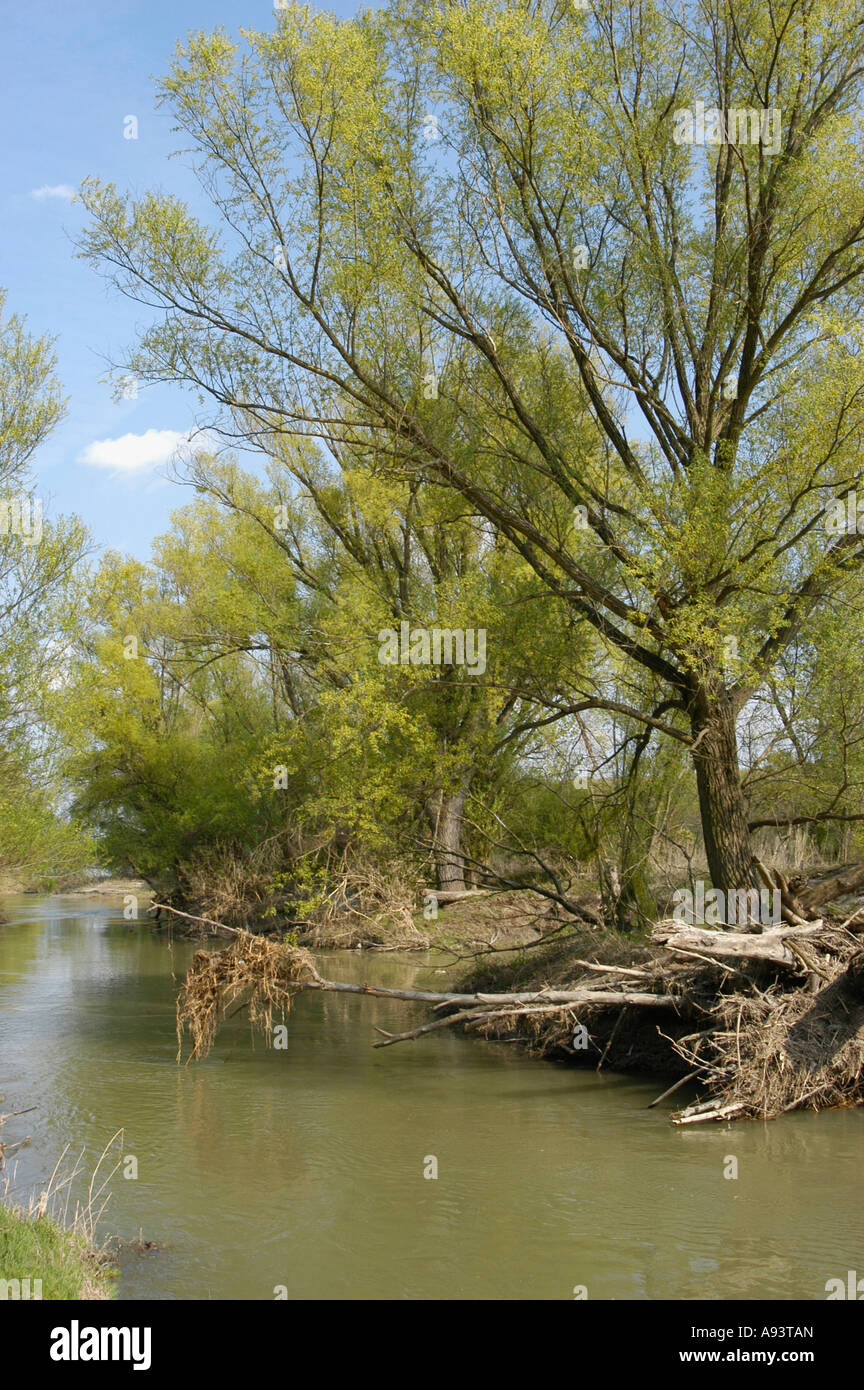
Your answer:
[463,919,864,1124]
[168,883,864,1125]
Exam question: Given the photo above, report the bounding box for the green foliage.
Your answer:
[58,444,591,887]
[0,1204,115,1301]
[55,548,287,878]
[0,290,91,882]
[69,1,864,901]
[0,777,96,888]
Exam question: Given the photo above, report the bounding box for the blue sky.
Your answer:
[2,0,358,560]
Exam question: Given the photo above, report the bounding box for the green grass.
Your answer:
[0,1202,115,1300]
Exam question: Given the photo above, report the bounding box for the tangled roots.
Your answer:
[176,936,322,1061]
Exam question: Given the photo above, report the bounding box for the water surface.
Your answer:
[0,896,860,1299]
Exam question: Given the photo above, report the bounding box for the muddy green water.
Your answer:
[0,896,861,1300]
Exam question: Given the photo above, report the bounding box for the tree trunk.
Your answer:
[614,782,660,931]
[616,858,658,932]
[690,690,757,911]
[425,787,468,892]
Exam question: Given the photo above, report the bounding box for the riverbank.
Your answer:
[0,876,153,913]
[152,884,566,952]
[0,1203,114,1300]
[455,928,679,1077]
[301,885,573,951]
[1,1020,122,1301]
[454,914,864,1122]
[52,877,153,900]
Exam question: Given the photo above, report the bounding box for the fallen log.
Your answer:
[798,860,864,912]
[753,857,812,926]
[333,982,678,1051]
[375,1001,598,1048]
[672,1101,748,1126]
[171,902,864,1127]
[651,921,827,968]
[310,980,674,1008]
[566,960,651,978]
[174,924,684,1063]
[420,888,497,905]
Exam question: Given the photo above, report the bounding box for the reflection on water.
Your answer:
[0,895,861,1300]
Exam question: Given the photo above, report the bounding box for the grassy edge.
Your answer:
[0,1201,116,1300]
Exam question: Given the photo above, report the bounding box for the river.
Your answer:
[0,895,861,1300]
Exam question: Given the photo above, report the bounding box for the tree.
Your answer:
[62,448,587,895]
[0,289,92,882]
[742,583,864,855]
[79,0,864,912]
[57,545,290,880]
[175,439,589,890]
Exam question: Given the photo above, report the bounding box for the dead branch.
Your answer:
[798,860,864,911]
[652,921,828,968]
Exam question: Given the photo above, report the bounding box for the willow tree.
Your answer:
[80,0,864,905]
[0,290,86,740]
[0,290,92,880]
[172,429,594,892]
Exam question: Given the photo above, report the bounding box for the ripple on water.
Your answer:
[0,899,861,1299]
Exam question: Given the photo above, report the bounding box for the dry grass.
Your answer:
[302,853,429,948]
[175,840,293,932]
[1,1131,123,1298]
[176,935,323,1061]
[174,841,431,949]
[649,826,841,912]
[751,826,837,877]
[27,1130,124,1251]
[424,888,580,953]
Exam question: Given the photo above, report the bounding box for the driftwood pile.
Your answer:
[650,918,864,1122]
[165,866,864,1126]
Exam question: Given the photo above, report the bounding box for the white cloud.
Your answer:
[31,184,76,202]
[78,428,189,474]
